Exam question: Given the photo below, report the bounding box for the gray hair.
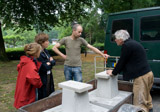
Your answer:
[114,30,130,41]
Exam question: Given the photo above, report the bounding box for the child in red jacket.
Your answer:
[14,43,43,109]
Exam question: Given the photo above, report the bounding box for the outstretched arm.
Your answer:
[52,43,66,60]
[87,44,109,58]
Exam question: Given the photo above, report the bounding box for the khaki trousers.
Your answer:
[133,71,154,112]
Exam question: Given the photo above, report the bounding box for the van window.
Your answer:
[111,19,133,41]
[141,15,160,41]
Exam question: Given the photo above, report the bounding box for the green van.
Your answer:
[104,7,160,88]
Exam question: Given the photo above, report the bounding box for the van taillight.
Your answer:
[104,50,107,54]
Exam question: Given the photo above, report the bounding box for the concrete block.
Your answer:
[95,71,118,99]
[58,80,93,112]
[58,80,93,93]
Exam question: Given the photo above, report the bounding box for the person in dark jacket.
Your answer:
[14,43,43,109]
[35,33,56,100]
[107,30,153,112]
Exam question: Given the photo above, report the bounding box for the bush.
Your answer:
[6,47,25,60]
[6,44,86,60]
[93,43,104,50]
[6,45,65,60]
[47,45,66,56]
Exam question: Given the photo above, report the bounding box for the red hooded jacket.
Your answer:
[14,56,43,109]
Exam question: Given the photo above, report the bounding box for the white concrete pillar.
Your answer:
[95,71,118,99]
[58,80,93,112]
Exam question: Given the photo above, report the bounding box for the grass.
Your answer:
[0,53,105,112]
[0,61,19,112]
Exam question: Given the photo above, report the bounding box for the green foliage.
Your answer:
[4,35,25,47]
[3,29,37,46]
[0,0,92,32]
[0,0,93,62]
[81,46,87,53]
[81,6,105,44]
[6,47,25,60]
[47,45,54,50]
[6,46,66,60]
[93,43,104,50]
[55,25,72,39]
[93,29,105,43]
[2,29,14,36]
[48,46,66,56]
[2,0,160,62]
[44,28,59,42]
[17,30,37,44]
[96,0,156,13]
[6,47,24,52]
[3,28,60,45]
[5,44,86,60]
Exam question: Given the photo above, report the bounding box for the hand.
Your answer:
[50,57,53,61]
[103,54,109,58]
[46,62,51,65]
[106,70,113,76]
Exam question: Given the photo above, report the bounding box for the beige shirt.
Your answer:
[59,36,88,66]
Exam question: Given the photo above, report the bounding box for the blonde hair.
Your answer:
[24,43,41,56]
[35,33,49,45]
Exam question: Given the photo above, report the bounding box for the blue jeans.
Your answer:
[64,65,82,82]
[35,88,38,101]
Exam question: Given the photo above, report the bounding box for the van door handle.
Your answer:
[144,48,149,51]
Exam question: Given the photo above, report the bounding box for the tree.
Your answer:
[95,0,155,13]
[56,25,72,39]
[4,35,25,47]
[82,6,105,44]
[0,23,8,61]
[44,28,59,42]
[17,30,37,44]
[93,0,156,30]
[0,0,92,61]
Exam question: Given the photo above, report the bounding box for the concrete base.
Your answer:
[89,90,132,111]
[44,80,110,112]
[58,81,93,112]
[18,80,133,112]
[43,74,132,112]
[61,88,90,112]
[43,103,109,112]
[95,71,119,99]
[43,90,132,112]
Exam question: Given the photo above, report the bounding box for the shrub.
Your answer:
[6,47,25,60]
[6,44,86,60]
[47,45,66,56]
[93,43,104,50]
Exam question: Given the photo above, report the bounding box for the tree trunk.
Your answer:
[0,22,9,61]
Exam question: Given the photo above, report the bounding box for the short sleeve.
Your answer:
[59,37,66,45]
[80,37,88,46]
